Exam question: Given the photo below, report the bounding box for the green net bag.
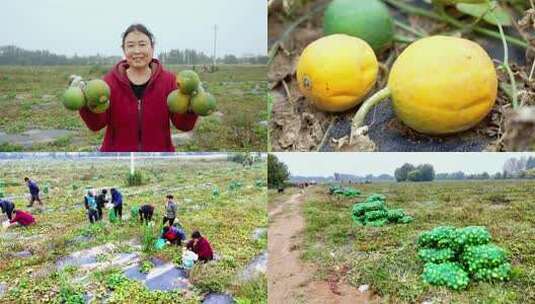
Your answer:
[471,262,511,281]
[454,226,491,248]
[418,248,455,264]
[399,215,414,224]
[130,206,139,219]
[108,209,118,223]
[422,262,469,290]
[461,244,508,272]
[363,193,386,204]
[352,200,386,217]
[417,226,456,249]
[364,210,388,222]
[386,208,405,222]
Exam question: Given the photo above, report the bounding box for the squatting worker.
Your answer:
[79,23,198,151]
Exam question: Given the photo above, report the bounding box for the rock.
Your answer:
[252,228,266,240]
[358,284,369,293]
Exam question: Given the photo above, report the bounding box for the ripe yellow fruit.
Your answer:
[297,34,378,112]
[388,36,497,135]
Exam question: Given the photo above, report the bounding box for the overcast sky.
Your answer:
[0,0,266,57]
[273,153,535,176]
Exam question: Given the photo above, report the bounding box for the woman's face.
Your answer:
[123,31,153,69]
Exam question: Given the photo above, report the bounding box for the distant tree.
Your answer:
[407,170,423,182]
[481,172,490,179]
[268,154,289,189]
[394,163,415,182]
[417,164,435,181]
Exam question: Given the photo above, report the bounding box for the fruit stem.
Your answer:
[384,0,530,50]
[393,34,416,44]
[489,1,518,108]
[351,86,392,130]
[394,20,426,38]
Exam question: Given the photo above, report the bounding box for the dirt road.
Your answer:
[268,192,374,304]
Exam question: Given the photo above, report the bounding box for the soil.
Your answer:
[268,192,377,304]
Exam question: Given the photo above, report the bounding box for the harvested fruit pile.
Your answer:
[269,0,535,152]
[62,78,110,113]
[418,226,511,290]
[168,70,217,116]
[329,184,361,197]
[351,193,413,226]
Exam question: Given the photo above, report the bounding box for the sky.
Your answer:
[0,0,267,57]
[273,152,535,176]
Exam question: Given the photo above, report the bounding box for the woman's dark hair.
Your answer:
[191,231,201,239]
[166,194,173,199]
[102,189,107,194]
[122,24,155,48]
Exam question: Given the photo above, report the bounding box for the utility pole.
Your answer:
[213,24,217,70]
[130,152,135,175]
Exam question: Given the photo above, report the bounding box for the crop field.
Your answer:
[269,0,535,152]
[271,180,535,303]
[0,64,267,152]
[0,156,267,303]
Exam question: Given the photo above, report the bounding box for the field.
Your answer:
[0,64,267,151]
[0,156,267,303]
[270,180,535,303]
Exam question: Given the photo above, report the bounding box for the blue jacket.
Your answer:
[111,189,122,206]
[27,180,39,195]
[0,199,14,213]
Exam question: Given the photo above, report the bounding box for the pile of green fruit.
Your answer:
[167,70,217,116]
[351,193,413,227]
[62,78,110,113]
[328,184,361,197]
[418,226,511,290]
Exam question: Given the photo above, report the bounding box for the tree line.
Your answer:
[0,45,267,66]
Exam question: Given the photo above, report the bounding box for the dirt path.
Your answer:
[268,192,374,304]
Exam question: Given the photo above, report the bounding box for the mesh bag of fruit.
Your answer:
[363,193,386,204]
[461,244,508,272]
[471,262,511,281]
[418,248,455,264]
[386,208,406,222]
[417,226,457,249]
[422,262,470,290]
[364,209,388,222]
[352,200,386,217]
[453,226,492,249]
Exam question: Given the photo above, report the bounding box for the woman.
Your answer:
[186,230,214,263]
[84,190,98,224]
[9,209,36,227]
[79,24,198,151]
[110,188,123,220]
[163,194,177,226]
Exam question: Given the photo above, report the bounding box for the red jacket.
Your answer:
[187,237,213,260]
[79,59,198,152]
[10,210,35,226]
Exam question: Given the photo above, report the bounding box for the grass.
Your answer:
[0,157,267,303]
[282,180,535,304]
[0,64,267,151]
